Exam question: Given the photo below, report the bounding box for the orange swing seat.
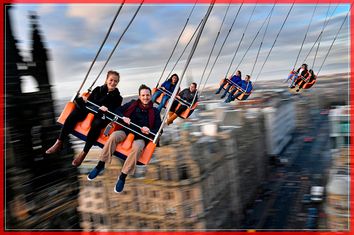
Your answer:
[57,101,156,165]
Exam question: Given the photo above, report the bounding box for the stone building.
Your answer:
[76,125,240,230]
[324,105,350,230]
[262,97,295,156]
[76,103,268,231]
[325,148,349,230]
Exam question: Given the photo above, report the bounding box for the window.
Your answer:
[330,137,336,149]
[183,190,191,200]
[20,75,39,93]
[135,202,140,212]
[344,136,350,146]
[150,190,159,198]
[179,165,189,180]
[112,215,119,224]
[153,222,161,229]
[95,192,102,199]
[86,202,93,208]
[164,191,174,200]
[165,167,173,181]
[99,215,106,225]
[139,221,147,228]
[126,217,132,226]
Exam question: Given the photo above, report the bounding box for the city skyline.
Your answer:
[10,3,350,100]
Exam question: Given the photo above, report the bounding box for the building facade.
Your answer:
[262,97,295,156]
[76,105,268,231]
[325,148,349,230]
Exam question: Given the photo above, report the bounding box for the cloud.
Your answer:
[66,5,116,29]
[9,3,350,99]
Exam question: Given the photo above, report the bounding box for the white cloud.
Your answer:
[9,4,350,99]
[66,5,116,29]
[180,25,198,45]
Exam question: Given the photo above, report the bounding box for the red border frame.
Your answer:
[1,0,353,234]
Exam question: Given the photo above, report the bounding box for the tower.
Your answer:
[5,6,80,230]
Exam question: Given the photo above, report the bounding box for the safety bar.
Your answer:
[85,100,156,142]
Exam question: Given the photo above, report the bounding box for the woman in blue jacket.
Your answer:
[215,70,242,98]
[152,74,179,113]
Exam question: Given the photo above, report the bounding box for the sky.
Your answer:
[9,3,350,100]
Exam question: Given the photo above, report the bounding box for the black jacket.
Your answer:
[179,88,198,105]
[114,100,162,143]
[76,85,123,114]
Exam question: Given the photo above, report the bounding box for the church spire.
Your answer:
[5,5,23,95]
[30,12,49,62]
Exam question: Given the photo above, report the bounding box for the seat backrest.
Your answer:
[138,141,156,165]
[236,92,251,101]
[121,133,135,150]
[177,101,198,119]
[57,102,76,124]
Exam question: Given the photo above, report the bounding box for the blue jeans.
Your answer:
[152,90,170,112]
[221,84,232,97]
[151,90,162,103]
[288,73,299,87]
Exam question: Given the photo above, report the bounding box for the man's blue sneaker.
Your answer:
[114,178,125,193]
[87,167,104,181]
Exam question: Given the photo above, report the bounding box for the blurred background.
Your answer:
[5,2,350,232]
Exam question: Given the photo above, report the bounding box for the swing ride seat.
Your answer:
[57,101,156,165]
[233,89,252,101]
[152,88,198,119]
[302,75,317,89]
[287,70,316,94]
[218,78,251,100]
[229,88,252,101]
[175,101,198,119]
